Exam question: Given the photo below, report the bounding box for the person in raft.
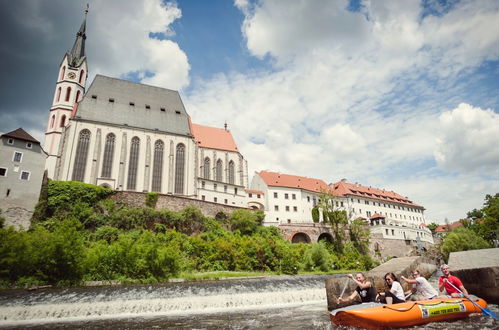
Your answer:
[376,272,406,304]
[439,264,469,297]
[337,273,377,304]
[401,269,438,300]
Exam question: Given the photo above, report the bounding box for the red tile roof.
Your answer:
[1,128,40,144]
[258,171,329,193]
[371,213,385,219]
[331,180,423,208]
[191,123,239,152]
[435,221,463,232]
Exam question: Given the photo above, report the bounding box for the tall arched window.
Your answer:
[65,87,72,102]
[79,69,85,84]
[151,140,164,192]
[71,129,91,181]
[50,115,55,128]
[56,87,61,102]
[216,159,223,182]
[228,160,235,184]
[127,137,140,190]
[60,115,66,127]
[174,143,185,194]
[203,157,210,179]
[76,90,81,102]
[60,66,66,80]
[101,133,115,178]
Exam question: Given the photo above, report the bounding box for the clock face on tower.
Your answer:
[67,72,76,79]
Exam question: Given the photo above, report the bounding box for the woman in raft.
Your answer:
[337,273,377,304]
[376,272,406,304]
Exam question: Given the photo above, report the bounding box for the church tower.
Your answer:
[44,7,89,178]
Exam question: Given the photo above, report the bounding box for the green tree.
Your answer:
[229,209,264,235]
[465,193,499,246]
[316,191,348,253]
[349,218,370,254]
[440,227,491,261]
[311,206,320,223]
[426,222,438,234]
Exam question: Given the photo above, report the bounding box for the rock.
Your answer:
[447,247,499,304]
[325,256,437,310]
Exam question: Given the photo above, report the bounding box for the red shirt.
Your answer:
[439,275,463,294]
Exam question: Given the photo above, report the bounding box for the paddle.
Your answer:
[445,280,499,319]
[339,276,350,299]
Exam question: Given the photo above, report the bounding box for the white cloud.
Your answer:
[88,0,189,90]
[435,103,499,174]
[185,0,499,223]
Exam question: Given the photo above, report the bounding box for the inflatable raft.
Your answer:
[330,296,488,329]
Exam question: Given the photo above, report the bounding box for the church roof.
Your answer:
[67,8,87,68]
[1,128,40,144]
[75,75,192,137]
[191,123,239,152]
[257,171,330,193]
[331,180,423,208]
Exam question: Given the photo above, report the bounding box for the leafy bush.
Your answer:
[440,227,491,261]
[303,242,331,272]
[146,192,159,208]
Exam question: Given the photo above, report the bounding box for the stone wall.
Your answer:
[370,234,433,259]
[1,207,32,230]
[111,191,248,218]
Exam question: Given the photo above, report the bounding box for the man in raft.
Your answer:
[439,264,469,298]
[337,273,377,304]
[401,269,438,300]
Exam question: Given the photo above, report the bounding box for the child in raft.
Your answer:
[376,272,406,304]
[337,273,377,304]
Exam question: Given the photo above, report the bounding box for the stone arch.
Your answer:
[291,232,311,244]
[317,232,333,243]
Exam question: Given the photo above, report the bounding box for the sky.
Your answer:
[1,0,498,224]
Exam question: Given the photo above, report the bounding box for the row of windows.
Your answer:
[357,208,423,221]
[351,198,422,213]
[384,228,429,238]
[0,167,30,180]
[89,95,181,114]
[50,114,67,129]
[200,195,230,205]
[248,193,261,198]
[200,181,238,194]
[6,139,33,149]
[71,130,186,194]
[273,192,297,199]
[202,158,236,184]
[274,205,298,212]
[55,86,81,104]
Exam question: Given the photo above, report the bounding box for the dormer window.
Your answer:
[109,98,115,103]
[145,105,151,109]
[91,95,97,99]
[7,138,14,145]
[129,102,135,106]
[160,108,166,112]
[175,110,181,114]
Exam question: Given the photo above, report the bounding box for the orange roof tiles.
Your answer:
[258,171,329,193]
[331,180,423,208]
[191,123,239,152]
[371,213,385,219]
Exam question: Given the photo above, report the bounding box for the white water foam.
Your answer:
[0,287,327,326]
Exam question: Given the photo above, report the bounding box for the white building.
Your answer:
[331,179,434,244]
[250,171,329,226]
[45,12,249,207]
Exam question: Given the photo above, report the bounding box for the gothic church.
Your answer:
[44,12,249,208]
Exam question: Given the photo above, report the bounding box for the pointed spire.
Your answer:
[68,4,88,67]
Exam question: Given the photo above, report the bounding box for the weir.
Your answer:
[0,275,330,326]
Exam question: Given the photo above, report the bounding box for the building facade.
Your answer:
[0,128,47,229]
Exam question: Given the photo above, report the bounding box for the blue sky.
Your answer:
[0,0,498,223]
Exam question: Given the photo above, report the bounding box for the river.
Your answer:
[0,274,497,329]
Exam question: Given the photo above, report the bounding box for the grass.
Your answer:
[174,269,361,281]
